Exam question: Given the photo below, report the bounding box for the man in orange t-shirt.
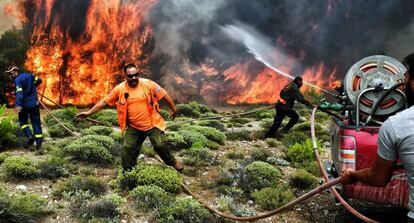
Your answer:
[76,63,183,172]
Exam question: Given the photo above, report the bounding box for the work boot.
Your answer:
[173,160,184,172]
[27,137,35,146]
[274,132,284,139]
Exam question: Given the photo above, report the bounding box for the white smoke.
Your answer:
[150,0,226,59]
[221,23,336,95]
[0,0,22,34]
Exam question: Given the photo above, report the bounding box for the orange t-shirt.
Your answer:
[103,78,167,131]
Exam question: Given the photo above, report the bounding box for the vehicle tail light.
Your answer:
[339,136,356,171]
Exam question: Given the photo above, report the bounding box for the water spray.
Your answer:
[222,24,337,97]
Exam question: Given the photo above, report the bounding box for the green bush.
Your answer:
[130,185,172,209]
[252,109,275,120]
[176,104,201,118]
[242,161,282,192]
[158,197,210,223]
[176,101,215,118]
[111,164,183,193]
[285,139,320,166]
[162,131,188,150]
[90,109,118,126]
[47,121,77,138]
[315,111,331,124]
[76,194,123,221]
[63,135,117,164]
[53,176,107,198]
[110,131,122,142]
[44,107,77,127]
[159,109,171,121]
[259,118,274,130]
[0,152,10,164]
[10,193,50,218]
[81,126,114,136]
[66,191,123,222]
[141,145,156,157]
[2,156,38,179]
[0,105,21,148]
[225,150,245,159]
[281,131,309,147]
[178,129,208,148]
[289,169,318,189]
[265,138,282,147]
[215,169,234,186]
[252,187,294,211]
[250,147,272,161]
[181,125,226,145]
[197,120,226,131]
[226,131,252,141]
[305,161,321,176]
[188,101,214,113]
[182,147,214,167]
[206,141,220,150]
[228,117,250,124]
[0,191,51,222]
[37,156,68,179]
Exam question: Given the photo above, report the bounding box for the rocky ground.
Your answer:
[0,105,409,223]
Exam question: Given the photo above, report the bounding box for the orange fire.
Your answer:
[24,0,156,105]
[220,59,336,104]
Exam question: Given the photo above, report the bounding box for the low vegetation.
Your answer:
[110,163,183,193]
[0,101,333,222]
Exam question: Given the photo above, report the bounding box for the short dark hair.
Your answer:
[123,63,137,74]
[403,53,414,75]
[293,76,303,84]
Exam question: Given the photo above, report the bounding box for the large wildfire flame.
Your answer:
[24,0,155,105]
[9,0,337,106]
[216,60,336,105]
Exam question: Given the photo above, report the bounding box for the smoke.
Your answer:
[0,0,22,34]
[149,0,414,79]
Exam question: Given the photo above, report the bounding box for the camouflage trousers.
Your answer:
[122,126,176,171]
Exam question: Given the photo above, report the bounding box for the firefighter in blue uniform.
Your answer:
[6,66,43,149]
[265,76,311,138]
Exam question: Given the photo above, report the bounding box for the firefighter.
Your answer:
[342,53,414,222]
[76,63,183,172]
[6,66,43,150]
[265,76,311,138]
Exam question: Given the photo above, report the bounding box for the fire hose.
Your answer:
[36,92,379,222]
[311,106,377,223]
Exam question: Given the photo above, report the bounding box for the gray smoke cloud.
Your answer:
[148,0,414,80]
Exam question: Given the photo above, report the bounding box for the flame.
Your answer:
[3,3,13,16]
[24,0,156,105]
[220,59,337,104]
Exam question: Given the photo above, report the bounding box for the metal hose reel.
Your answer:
[344,55,407,123]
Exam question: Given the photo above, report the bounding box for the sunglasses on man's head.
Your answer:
[126,72,139,79]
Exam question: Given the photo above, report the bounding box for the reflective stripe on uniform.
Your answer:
[16,87,23,92]
[34,76,39,83]
[34,134,43,138]
[21,124,29,129]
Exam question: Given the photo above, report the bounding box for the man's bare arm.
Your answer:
[162,93,177,120]
[342,155,396,186]
[75,100,108,119]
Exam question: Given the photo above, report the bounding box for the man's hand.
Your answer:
[14,106,22,113]
[169,110,177,121]
[75,111,91,120]
[341,169,358,184]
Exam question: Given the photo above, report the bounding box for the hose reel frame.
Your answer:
[344,55,407,121]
